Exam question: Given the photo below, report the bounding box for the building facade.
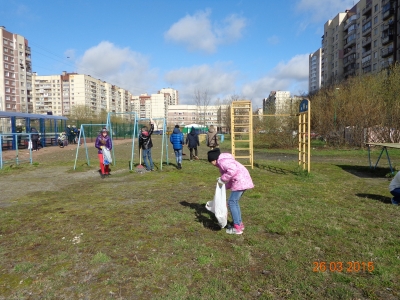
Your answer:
[263,91,291,114]
[166,104,228,132]
[0,26,32,113]
[309,48,323,94]
[311,0,400,91]
[32,72,133,116]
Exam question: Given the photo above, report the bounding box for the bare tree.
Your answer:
[194,89,211,127]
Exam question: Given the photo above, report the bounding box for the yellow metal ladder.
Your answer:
[230,100,253,169]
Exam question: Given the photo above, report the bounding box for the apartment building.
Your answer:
[311,0,400,90]
[131,88,179,121]
[309,49,323,93]
[32,72,133,116]
[0,26,32,113]
[167,104,228,131]
[263,91,291,114]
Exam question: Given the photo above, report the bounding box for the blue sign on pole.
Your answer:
[299,99,309,113]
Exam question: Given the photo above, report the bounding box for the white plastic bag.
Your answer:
[206,182,227,228]
[102,148,112,165]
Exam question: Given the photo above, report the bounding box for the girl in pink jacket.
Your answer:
[208,148,254,235]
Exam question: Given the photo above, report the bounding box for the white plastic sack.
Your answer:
[206,182,228,228]
[102,148,112,165]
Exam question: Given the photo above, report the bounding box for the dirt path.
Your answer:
[0,139,133,207]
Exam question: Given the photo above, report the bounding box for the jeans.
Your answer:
[142,148,154,170]
[228,190,244,226]
[174,149,182,164]
[390,187,400,202]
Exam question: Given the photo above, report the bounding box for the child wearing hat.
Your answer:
[95,128,113,178]
[208,148,254,234]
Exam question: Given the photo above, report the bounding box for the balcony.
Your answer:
[344,55,356,67]
[362,49,372,58]
[343,46,356,57]
[362,25,372,36]
[382,4,394,20]
[381,60,393,69]
[344,39,356,49]
[381,46,394,58]
[362,2,372,16]
[362,36,372,46]
[362,15,372,25]
[382,33,394,45]
[362,59,371,67]
[344,15,358,30]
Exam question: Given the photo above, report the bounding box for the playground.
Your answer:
[0,135,399,299]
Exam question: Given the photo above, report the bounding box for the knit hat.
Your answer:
[208,148,220,162]
[175,125,180,128]
[101,128,108,133]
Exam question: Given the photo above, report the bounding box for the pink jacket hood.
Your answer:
[216,153,254,191]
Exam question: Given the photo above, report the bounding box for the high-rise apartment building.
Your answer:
[131,88,179,121]
[32,72,133,116]
[310,0,400,91]
[263,91,291,114]
[0,26,32,113]
[309,48,323,93]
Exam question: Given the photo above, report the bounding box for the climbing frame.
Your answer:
[230,100,253,169]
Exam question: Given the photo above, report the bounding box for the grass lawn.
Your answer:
[0,136,399,299]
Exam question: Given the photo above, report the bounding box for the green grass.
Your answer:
[0,137,399,299]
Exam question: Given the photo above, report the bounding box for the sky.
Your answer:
[2,0,355,108]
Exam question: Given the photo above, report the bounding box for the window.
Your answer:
[374,4,378,12]
[374,16,378,24]
[6,104,10,109]
[3,39,7,45]
[374,40,377,47]
[374,28,378,35]
[4,48,8,53]
[4,56,8,61]
[374,51,378,58]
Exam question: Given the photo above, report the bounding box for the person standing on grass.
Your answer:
[208,148,254,235]
[138,119,155,171]
[95,128,113,178]
[170,125,184,169]
[186,126,200,161]
[206,125,219,150]
[389,171,400,205]
[30,127,39,151]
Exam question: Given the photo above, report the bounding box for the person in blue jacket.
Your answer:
[170,125,184,169]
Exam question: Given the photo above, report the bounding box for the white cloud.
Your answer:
[267,35,280,45]
[164,9,246,53]
[241,54,310,103]
[296,0,355,23]
[164,62,239,104]
[164,54,310,105]
[76,41,158,93]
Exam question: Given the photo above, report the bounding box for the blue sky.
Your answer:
[2,0,354,107]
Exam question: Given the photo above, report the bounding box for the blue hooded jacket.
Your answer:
[170,127,184,150]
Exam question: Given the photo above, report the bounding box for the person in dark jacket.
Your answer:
[95,128,113,178]
[30,127,40,151]
[170,125,184,169]
[186,126,200,160]
[139,119,155,171]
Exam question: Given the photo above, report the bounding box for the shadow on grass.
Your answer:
[254,162,295,175]
[179,201,221,231]
[337,165,392,178]
[356,193,392,204]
